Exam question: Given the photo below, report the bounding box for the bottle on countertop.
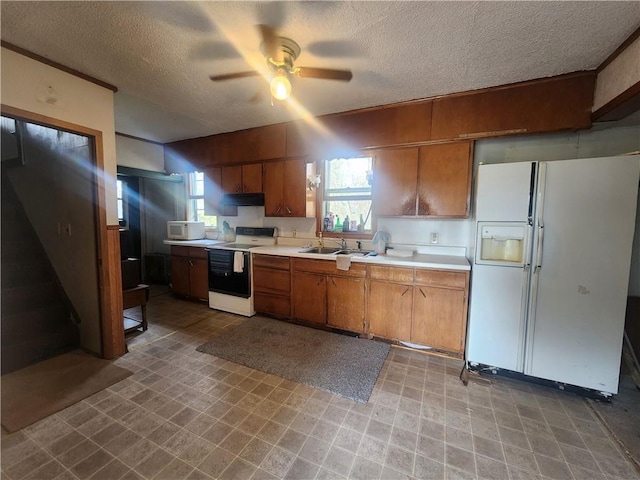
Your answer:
[335,216,342,231]
[358,214,365,233]
[343,215,350,232]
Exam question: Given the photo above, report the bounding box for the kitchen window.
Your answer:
[116,179,127,228]
[187,171,217,227]
[322,156,373,234]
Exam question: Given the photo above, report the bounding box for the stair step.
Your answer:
[1,283,63,316]
[1,328,80,375]
[1,305,76,342]
[1,262,53,287]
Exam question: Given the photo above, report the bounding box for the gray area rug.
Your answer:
[196,317,390,403]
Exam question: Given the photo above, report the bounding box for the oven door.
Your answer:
[207,248,251,298]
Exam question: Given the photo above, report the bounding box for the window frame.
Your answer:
[187,171,217,227]
[116,178,128,229]
[316,155,375,239]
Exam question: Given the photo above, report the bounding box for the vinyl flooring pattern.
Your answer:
[2,288,639,480]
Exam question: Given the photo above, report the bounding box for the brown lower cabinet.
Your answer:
[170,246,208,301]
[253,254,292,317]
[254,254,469,355]
[292,271,326,324]
[291,258,366,332]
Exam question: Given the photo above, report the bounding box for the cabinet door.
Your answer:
[418,142,472,217]
[373,148,419,216]
[242,163,263,193]
[412,286,466,353]
[222,165,242,193]
[292,272,326,324]
[189,258,209,301]
[263,161,284,216]
[203,166,223,216]
[327,276,365,333]
[171,256,191,297]
[282,158,307,217]
[367,281,413,340]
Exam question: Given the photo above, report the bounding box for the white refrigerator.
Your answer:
[467,155,639,395]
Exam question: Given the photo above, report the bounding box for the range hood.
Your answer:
[220,192,265,206]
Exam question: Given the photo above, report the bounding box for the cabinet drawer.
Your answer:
[415,269,467,289]
[255,293,291,317]
[189,247,208,259]
[254,266,291,294]
[293,258,366,277]
[253,254,290,271]
[171,246,190,257]
[369,265,414,283]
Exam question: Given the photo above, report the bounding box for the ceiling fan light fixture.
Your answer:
[270,70,291,101]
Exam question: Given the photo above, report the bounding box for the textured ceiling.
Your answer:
[1,1,639,143]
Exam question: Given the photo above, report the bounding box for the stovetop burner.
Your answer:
[210,227,277,252]
[219,243,259,250]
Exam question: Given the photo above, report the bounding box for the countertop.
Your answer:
[251,245,470,271]
[164,239,470,271]
[163,239,226,247]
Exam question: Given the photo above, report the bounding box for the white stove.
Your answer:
[206,227,276,316]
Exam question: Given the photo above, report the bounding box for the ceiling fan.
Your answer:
[209,24,353,101]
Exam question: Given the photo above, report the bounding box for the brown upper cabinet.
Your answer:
[203,166,223,216]
[165,73,595,174]
[263,158,314,217]
[221,163,263,194]
[286,102,433,158]
[431,72,595,140]
[373,140,472,218]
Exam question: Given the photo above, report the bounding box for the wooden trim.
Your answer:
[0,104,126,359]
[597,26,640,73]
[2,104,102,138]
[592,80,640,122]
[104,225,126,358]
[116,131,164,146]
[1,41,118,92]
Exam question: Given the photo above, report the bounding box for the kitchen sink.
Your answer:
[299,247,342,254]
[335,249,374,257]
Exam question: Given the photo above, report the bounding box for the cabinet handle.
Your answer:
[317,278,324,287]
[285,206,292,214]
[189,260,194,267]
[331,278,337,287]
[419,288,426,298]
[275,206,282,215]
[401,288,409,296]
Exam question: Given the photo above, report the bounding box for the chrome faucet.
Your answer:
[327,237,348,249]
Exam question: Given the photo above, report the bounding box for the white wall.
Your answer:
[1,47,118,223]
[116,134,165,172]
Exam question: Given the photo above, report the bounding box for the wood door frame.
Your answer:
[1,104,126,359]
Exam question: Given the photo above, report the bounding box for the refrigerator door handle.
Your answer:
[534,162,547,273]
[516,263,531,369]
[534,225,544,273]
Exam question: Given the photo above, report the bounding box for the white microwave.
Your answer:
[167,221,206,240]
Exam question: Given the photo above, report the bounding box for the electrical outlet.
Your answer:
[430,232,439,244]
[292,229,297,238]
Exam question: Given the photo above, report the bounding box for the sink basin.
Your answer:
[335,249,374,257]
[300,247,341,254]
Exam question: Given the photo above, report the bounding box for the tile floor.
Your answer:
[2,288,639,480]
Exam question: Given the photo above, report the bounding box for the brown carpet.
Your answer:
[1,350,132,432]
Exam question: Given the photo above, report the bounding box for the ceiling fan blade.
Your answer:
[210,71,260,81]
[296,67,353,81]
[257,24,281,62]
